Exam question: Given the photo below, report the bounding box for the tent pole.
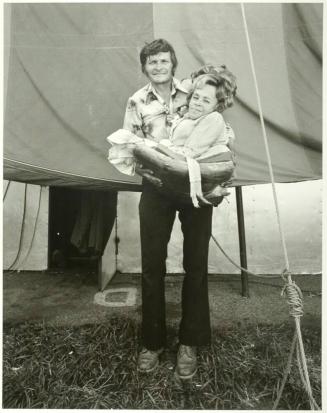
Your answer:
[235,186,249,297]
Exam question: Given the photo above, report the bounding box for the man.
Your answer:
[123,39,213,380]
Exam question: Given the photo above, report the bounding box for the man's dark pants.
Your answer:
[139,184,213,351]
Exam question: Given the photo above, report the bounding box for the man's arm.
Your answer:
[133,145,234,205]
[123,97,145,137]
[134,145,234,184]
[123,96,163,187]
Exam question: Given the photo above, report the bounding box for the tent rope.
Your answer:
[15,185,43,270]
[240,3,319,409]
[295,339,320,410]
[3,180,11,201]
[8,183,28,271]
[211,234,321,279]
[241,3,289,271]
[273,331,297,409]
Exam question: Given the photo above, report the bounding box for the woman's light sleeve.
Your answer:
[183,112,225,157]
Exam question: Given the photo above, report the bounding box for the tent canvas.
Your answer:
[3,3,322,190]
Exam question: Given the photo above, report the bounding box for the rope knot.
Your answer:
[281,279,304,318]
[281,268,292,282]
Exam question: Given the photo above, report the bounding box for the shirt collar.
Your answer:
[145,77,189,99]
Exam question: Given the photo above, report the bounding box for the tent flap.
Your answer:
[4,3,322,189]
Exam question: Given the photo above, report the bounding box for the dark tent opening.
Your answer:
[48,187,117,278]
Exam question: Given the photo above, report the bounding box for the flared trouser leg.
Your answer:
[178,204,213,346]
[139,189,176,350]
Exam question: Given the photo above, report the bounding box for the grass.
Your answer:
[2,318,321,409]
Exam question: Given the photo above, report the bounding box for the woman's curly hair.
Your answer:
[189,64,237,113]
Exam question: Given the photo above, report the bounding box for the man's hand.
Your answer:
[135,164,163,188]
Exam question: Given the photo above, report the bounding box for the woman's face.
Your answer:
[188,84,218,119]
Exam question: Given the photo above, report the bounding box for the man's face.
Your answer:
[188,84,218,119]
[144,52,174,85]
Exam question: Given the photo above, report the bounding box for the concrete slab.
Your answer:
[3,270,321,329]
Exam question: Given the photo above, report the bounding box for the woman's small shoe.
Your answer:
[176,345,197,379]
[137,348,163,372]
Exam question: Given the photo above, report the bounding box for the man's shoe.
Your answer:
[137,348,163,372]
[176,345,197,379]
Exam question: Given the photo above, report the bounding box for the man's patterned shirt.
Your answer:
[123,78,190,142]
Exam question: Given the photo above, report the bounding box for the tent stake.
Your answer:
[235,186,249,297]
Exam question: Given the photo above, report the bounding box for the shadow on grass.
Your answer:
[2,318,321,409]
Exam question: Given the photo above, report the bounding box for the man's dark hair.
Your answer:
[140,39,178,75]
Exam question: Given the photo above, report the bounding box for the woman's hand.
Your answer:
[196,193,213,206]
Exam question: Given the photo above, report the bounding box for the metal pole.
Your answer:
[235,186,249,297]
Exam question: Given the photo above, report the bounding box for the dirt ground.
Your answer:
[3,270,321,329]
